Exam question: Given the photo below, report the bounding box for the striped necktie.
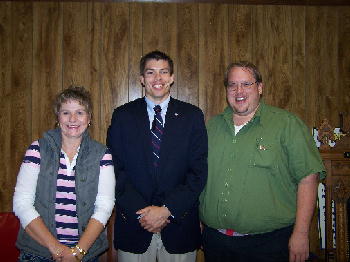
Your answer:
[151,105,163,168]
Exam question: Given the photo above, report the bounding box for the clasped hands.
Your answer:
[136,205,171,233]
[50,244,77,262]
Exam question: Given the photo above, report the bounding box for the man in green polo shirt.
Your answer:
[199,61,325,262]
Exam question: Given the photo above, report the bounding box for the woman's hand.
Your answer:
[59,246,81,262]
[48,243,62,260]
[49,243,68,261]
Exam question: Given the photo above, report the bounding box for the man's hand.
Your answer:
[288,231,309,262]
[289,173,318,262]
[136,206,171,233]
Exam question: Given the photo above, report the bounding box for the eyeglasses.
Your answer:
[226,81,257,92]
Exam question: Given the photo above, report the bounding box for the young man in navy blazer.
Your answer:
[107,50,208,262]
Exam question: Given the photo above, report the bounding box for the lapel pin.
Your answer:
[258,145,267,151]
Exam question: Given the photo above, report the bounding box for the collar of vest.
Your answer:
[43,128,90,152]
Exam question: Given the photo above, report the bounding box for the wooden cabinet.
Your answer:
[321,151,350,262]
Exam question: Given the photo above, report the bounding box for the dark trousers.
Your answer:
[202,225,293,262]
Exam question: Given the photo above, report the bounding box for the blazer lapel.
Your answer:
[132,98,155,178]
[158,98,181,175]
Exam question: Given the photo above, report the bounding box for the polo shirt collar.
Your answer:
[222,99,266,127]
[251,100,265,126]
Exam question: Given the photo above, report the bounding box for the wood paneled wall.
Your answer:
[0,1,349,216]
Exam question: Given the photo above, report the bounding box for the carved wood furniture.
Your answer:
[318,117,350,262]
[321,151,350,262]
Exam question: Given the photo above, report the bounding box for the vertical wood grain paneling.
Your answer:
[0,3,350,261]
[100,3,129,143]
[196,249,205,262]
[8,2,33,212]
[0,10,349,262]
[0,2,12,212]
[291,6,306,121]
[306,7,339,128]
[255,6,293,111]
[270,6,293,111]
[305,6,320,128]
[254,6,271,102]
[88,2,103,142]
[32,2,63,141]
[199,3,229,120]
[142,3,178,98]
[338,6,350,117]
[128,3,143,102]
[63,3,91,89]
[229,4,253,62]
[177,4,199,105]
[0,2,11,96]
[319,8,338,127]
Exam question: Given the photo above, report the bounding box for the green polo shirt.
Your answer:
[199,101,326,234]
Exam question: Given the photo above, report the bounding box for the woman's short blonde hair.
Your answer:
[53,86,92,117]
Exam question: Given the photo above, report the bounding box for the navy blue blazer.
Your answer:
[107,97,208,254]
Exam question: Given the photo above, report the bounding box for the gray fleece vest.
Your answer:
[16,128,109,261]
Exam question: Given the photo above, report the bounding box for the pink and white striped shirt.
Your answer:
[13,141,115,245]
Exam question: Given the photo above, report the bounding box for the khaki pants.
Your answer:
[118,233,196,262]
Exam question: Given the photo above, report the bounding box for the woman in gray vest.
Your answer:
[13,86,115,262]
